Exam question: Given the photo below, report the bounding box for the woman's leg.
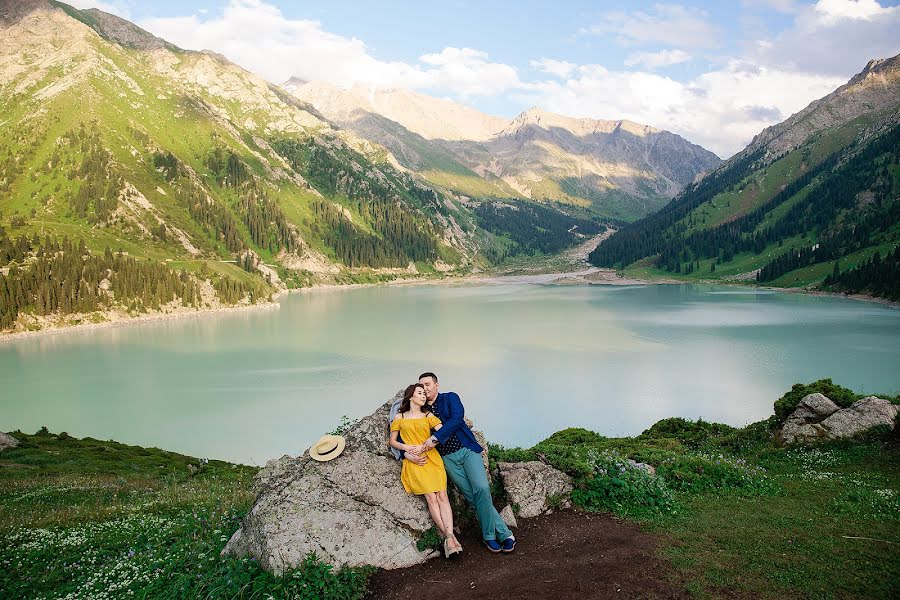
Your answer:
[436,490,456,545]
[423,492,447,537]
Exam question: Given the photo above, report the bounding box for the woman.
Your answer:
[390,383,462,557]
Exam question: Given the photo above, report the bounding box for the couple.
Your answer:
[388,372,516,558]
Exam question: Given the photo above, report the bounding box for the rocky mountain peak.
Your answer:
[740,52,900,162]
[282,76,308,88]
[500,107,661,139]
[848,55,899,85]
[81,8,177,51]
[0,0,47,26]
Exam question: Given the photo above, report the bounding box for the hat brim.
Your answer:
[308,435,346,462]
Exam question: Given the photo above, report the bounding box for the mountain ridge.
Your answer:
[286,80,721,220]
[588,53,900,299]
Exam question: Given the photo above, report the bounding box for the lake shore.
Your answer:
[2,262,896,342]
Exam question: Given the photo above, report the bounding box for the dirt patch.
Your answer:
[366,509,687,600]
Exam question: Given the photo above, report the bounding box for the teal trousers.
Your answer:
[442,447,512,542]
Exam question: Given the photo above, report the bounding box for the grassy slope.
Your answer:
[0,430,371,599]
[617,116,900,289]
[3,384,897,598]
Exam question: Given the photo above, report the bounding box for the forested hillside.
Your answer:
[589,55,900,299]
[0,1,597,334]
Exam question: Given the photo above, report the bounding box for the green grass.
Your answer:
[491,384,900,600]
[0,430,371,599]
[656,443,899,599]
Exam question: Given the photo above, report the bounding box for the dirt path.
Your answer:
[366,510,687,600]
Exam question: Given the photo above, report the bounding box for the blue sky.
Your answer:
[74,0,900,157]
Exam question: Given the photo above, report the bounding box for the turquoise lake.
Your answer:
[2,280,899,465]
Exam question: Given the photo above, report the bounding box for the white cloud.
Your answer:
[529,58,577,78]
[752,0,900,75]
[417,48,522,96]
[515,60,844,158]
[581,4,720,49]
[140,0,520,97]
[624,49,692,69]
[134,0,897,159]
[811,0,891,24]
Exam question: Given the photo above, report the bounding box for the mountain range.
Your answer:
[284,80,721,221]
[589,55,900,298]
[0,0,898,334]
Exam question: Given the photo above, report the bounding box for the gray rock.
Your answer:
[499,504,518,529]
[224,395,493,573]
[0,432,19,452]
[780,394,898,445]
[498,461,573,519]
[627,459,656,476]
[794,393,841,421]
[820,397,898,439]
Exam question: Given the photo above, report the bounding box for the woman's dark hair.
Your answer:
[399,383,429,415]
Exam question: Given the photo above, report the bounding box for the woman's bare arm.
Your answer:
[389,428,417,452]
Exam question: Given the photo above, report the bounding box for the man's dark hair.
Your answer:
[418,372,438,383]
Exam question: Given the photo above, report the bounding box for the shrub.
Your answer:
[655,452,780,495]
[640,417,736,447]
[416,527,442,552]
[570,449,677,518]
[773,379,858,422]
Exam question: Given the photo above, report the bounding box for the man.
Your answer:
[418,371,515,553]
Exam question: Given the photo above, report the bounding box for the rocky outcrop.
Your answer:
[223,396,495,573]
[0,431,19,451]
[498,461,573,519]
[739,55,900,163]
[779,393,898,444]
[499,504,518,529]
[819,397,899,439]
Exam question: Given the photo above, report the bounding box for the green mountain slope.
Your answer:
[0,1,613,333]
[589,55,900,299]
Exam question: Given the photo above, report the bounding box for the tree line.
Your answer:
[310,200,436,268]
[821,246,900,301]
[589,122,899,297]
[272,137,440,267]
[474,200,604,262]
[588,146,767,268]
[0,233,265,331]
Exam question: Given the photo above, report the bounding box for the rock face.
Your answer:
[743,55,900,160]
[498,461,573,519]
[779,393,898,444]
[820,397,899,439]
[499,504,518,529]
[0,431,19,451]
[223,397,495,573]
[223,396,430,572]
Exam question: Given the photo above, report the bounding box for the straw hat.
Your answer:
[308,435,346,462]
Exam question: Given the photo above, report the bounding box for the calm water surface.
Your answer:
[2,281,898,464]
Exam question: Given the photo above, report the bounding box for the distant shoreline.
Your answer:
[2,268,896,343]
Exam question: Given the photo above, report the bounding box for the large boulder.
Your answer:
[498,461,573,519]
[819,397,899,439]
[0,432,19,452]
[779,393,897,445]
[224,396,493,573]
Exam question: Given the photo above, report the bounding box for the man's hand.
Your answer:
[404,450,427,466]
[423,435,438,450]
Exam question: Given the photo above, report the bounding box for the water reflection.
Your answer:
[1,283,898,464]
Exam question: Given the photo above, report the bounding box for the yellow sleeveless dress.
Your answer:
[391,413,447,494]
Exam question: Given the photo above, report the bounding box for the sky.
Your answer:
[71,0,900,158]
